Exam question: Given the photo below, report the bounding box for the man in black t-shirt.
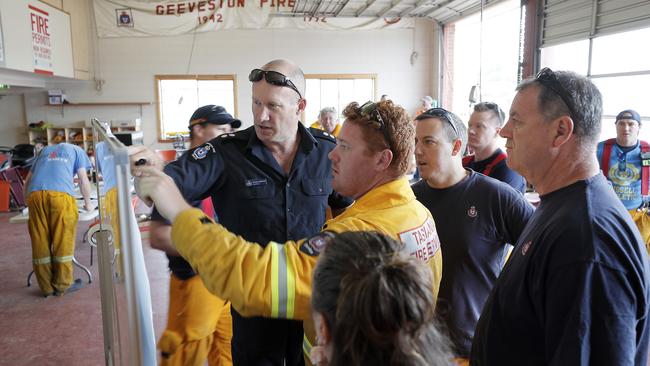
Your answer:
[412,108,534,362]
[471,68,650,365]
[463,102,526,193]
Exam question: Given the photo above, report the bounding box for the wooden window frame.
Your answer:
[154,74,238,143]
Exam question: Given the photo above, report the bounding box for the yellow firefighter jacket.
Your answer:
[171,177,443,321]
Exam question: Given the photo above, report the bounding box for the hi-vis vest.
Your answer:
[171,177,443,321]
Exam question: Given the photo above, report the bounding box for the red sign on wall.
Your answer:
[29,4,53,76]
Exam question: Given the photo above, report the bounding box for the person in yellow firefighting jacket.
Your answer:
[150,105,242,366]
[130,100,443,349]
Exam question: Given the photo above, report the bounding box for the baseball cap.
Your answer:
[615,109,641,124]
[188,105,242,130]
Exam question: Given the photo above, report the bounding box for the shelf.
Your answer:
[44,102,150,117]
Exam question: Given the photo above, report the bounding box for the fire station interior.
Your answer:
[1,0,650,364]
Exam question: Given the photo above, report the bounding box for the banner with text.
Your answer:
[94,0,412,38]
[29,4,53,75]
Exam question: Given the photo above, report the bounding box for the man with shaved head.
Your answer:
[138,59,351,365]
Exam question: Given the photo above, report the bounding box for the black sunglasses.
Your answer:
[358,101,391,148]
[416,108,459,137]
[249,69,302,99]
[535,67,577,121]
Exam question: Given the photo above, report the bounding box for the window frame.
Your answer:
[154,74,238,143]
[302,73,378,123]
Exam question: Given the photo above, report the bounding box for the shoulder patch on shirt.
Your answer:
[308,127,337,144]
[191,142,215,160]
[300,231,335,256]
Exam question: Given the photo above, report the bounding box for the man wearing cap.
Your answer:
[464,102,526,193]
[415,95,434,117]
[132,60,352,366]
[310,107,341,136]
[150,105,241,366]
[597,109,650,252]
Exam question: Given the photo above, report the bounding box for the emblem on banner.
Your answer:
[116,8,134,27]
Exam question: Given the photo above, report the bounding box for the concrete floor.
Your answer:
[0,211,170,366]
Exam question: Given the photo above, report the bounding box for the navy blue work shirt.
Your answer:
[471,174,650,366]
[151,123,351,366]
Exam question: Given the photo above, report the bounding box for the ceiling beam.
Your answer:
[398,0,431,17]
[334,0,352,16]
[355,0,377,17]
[423,0,454,17]
[377,0,401,18]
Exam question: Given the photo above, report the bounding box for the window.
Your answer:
[539,26,650,142]
[303,75,376,125]
[445,0,522,124]
[155,75,237,141]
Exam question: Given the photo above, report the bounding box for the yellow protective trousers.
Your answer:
[158,274,232,366]
[630,209,650,256]
[27,190,78,295]
[101,187,122,274]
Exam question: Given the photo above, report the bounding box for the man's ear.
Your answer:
[376,149,394,171]
[297,98,307,115]
[451,138,463,156]
[494,126,502,138]
[553,115,574,147]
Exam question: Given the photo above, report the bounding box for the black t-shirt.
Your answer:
[464,148,526,193]
[151,124,352,366]
[412,170,534,357]
[471,174,650,366]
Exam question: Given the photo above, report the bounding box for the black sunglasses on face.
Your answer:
[417,108,459,137]
[249,69,302,99]
[358,101,392,148]
[535,67,577,121]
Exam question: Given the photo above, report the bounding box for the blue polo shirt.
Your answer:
[152,123,351,366]
[28,143,91,196]
[471,174,650,365]
[95,142,117,194]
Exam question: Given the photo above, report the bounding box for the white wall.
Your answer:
[0,95,27,147]
[20,19,438,147]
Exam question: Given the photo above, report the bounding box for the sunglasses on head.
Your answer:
[249,69,302,99]
[358,101,392,148]
[417,108,459,137]
[535,67,577,121]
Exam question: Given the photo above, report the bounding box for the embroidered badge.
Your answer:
[245,178,268,187]
[521,241,532,256]
[299,232,334,256]
[191,143,214,160]
[467,205,477,218]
